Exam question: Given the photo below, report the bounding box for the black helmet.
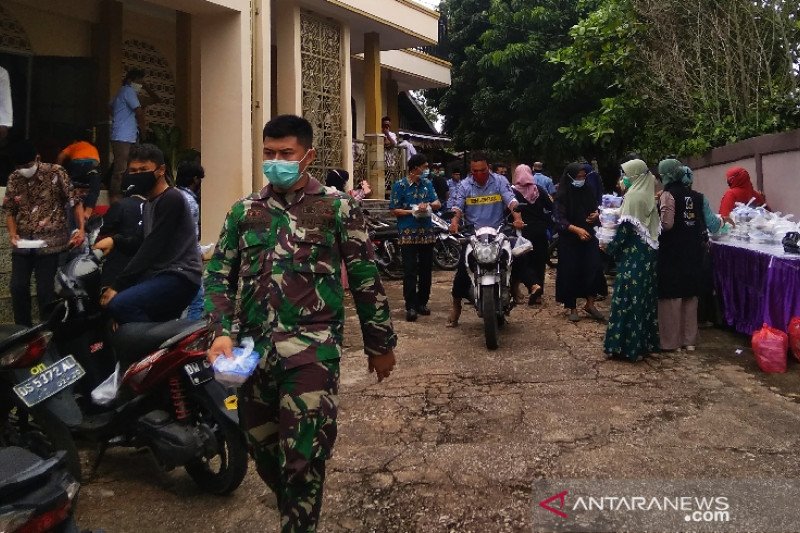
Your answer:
[783,232,800,254]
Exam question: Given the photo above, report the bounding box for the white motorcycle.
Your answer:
[465,225,532,349]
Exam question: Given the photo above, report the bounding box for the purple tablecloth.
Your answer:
[712,242,800,335]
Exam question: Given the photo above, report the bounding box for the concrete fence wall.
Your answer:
[688,129,800,216]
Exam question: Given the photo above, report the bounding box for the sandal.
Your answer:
[584,306,607,322]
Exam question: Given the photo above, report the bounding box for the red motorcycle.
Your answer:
[2,225,248,494]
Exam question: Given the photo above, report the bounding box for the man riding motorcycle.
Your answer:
[447,152,524,327]
[92,143,202,323]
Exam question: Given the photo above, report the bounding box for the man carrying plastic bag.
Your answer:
[204,115,397,533]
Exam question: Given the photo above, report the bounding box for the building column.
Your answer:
[364,32,385,198]
[197,10,252,243]
[252,0,271,190]
[340,24,354,188]
[91,0,123,167]
[387,76,400,130]
[275,0,302,115]
[175,12,193,149]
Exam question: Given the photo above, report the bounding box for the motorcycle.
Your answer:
[0,447,80,533]
[464,224,526,350]
[1,318,84,481]
[366,215,404,280]
[5,219,249,494]
[431,213,461,270]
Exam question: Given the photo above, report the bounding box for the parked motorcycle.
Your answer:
[0,447,80,533]
[464,224,520,350]
[366,215,404,280]
[4,219,249,494]
[1,318,84,481]
[431,213,461,270]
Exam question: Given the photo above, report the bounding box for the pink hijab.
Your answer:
[512,164,540,204]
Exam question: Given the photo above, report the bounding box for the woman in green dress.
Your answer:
[603,159,661,361]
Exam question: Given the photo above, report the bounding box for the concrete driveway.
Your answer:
[75,270,800,532]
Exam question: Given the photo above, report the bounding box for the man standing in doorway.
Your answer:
[204,115,397,533]
[109,69,160,201]
[4,141,85,326]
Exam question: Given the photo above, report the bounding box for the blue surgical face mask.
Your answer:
[571,179,586,188]
[263,150,311,189]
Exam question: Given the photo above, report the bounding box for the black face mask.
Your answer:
[122,171,157,197]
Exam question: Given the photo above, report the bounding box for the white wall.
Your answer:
[761,152,800,215]
[693,158,757,214]
[692,154,800,216]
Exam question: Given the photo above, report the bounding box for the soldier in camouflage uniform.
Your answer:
[205,115,397,533]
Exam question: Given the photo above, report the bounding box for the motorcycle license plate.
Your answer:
[184,360,213,386]
[13,356,86,408]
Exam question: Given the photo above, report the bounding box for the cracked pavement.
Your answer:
[75,269,800,532]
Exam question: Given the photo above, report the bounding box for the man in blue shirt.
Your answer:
[389,153,441,322]
[447,152,524,327]
[533,162,556,196]
[109,69,161,201]
[446,167,463,205]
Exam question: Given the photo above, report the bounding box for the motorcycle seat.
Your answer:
[0,323,43,356]
[112,320,206,367]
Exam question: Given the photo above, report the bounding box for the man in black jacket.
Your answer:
[93,143,202,323]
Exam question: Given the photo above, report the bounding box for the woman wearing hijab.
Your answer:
[510,164,554,305]
[718,167,767,218]
[603,159,660,361]
[657,159,723,351]
[553,163,605,322]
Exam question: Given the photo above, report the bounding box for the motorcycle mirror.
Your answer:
[85,215,104,233]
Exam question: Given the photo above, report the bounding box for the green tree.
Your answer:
[551,0,800,159]
[432,0,613,166]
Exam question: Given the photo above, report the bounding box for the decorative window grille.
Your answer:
[0,4,32,53]
[300,12,343,177]
[122,39,175,129]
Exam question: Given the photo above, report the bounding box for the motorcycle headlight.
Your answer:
[473,241,501,264]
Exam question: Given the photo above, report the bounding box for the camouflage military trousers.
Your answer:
[239,357,339,533]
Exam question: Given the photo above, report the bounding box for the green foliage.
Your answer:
[145,125,199,180]
[434,0,800,166]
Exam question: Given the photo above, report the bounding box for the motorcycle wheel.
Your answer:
[377,242,405,280]
[184,398,248,495]
[1,404,82,482]
[433,239,460,270]
[547,238,559,268]
[481,285,499,350]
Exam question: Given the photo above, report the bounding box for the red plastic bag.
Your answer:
[751,323,789,373]
[789,317,800,363]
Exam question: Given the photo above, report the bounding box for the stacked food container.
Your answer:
[596,194,623,245]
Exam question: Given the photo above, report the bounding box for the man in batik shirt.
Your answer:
[3,140,84,325]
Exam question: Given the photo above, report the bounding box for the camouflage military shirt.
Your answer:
[204,177,397,369]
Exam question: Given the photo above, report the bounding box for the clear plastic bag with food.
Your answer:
[212,337,260,387]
